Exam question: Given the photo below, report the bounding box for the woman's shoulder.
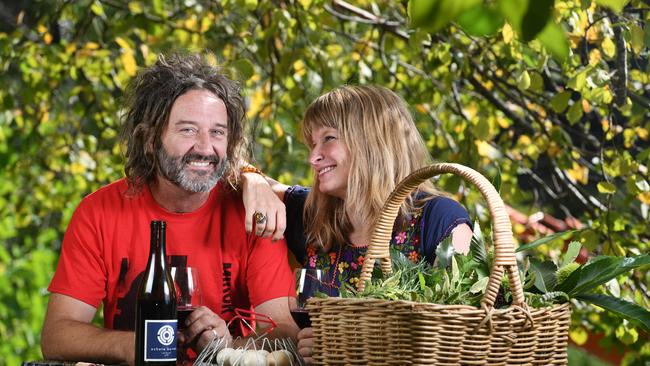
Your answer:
[422,195,469,218]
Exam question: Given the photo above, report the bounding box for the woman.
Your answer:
[242,85,472,362]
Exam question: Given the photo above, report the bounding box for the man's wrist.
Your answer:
[241,164,265,176]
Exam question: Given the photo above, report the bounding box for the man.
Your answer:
[41,53,299,365]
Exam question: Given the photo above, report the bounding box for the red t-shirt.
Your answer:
[49,179,293,332]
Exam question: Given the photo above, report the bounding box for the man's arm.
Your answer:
[241,171,290,240]
[255,296,300,339]
[41,293,134,365]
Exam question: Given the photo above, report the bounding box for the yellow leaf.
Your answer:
[247,87,266,118]
[326,44,343,57]
[115,37,131,52]
[70,162,86,175]
[273,122,284,138]
[475,140,499,159]
[121,51,137,76]
[293,60,306,76]
[40,110,49,124]
[635,127,648,140]
[43,33,52,45]
[85,42,100,50]
[184,17,197,31]
[588,49,602,65]
[569,327,589,346]
[502,23,514,44]
[602,37,616,58]
[128,1,143,14]
[37,24,47,34]
[637,192,650,204]
[200,17,212,33]
[597,181,616,194]
[566,162,589,185]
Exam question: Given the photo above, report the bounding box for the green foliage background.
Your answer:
[0,0,648,364]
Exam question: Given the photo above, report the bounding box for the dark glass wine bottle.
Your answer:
[135,220,177,365]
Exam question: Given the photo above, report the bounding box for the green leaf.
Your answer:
[409,0,481,33]
[521,0,554,42]
[435,235,455,269]
[517,70,531,90]
[492,167,502,193]
[550,91,572,113]
[561,241,582,267]
[597,181,617,194]
[529,258,558,293]
[594,0,630,13]
[558,255,650,296]
[537,21,569,62]
[516,230,577,252]
[231,59,255,80]
[470,220,488,269]
[567,101,583,124]
[456,5,504,37]
[498,0,527,31]
[451,256,460,285]
[576,294,650,333]
[469,276,489,294]
[630,24,645,54]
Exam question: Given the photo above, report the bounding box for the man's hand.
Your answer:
[241,171,287,241]
[182,306,232,353]
[297,327,314,365]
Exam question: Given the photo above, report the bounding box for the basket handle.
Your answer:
[356,163,525,308]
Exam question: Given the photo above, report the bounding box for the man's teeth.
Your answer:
[189,161,210,167]
[320,166,334,175]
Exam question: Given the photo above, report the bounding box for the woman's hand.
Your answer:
[297,327,314,365]
[181,306,232,353]
[241,171,286,241]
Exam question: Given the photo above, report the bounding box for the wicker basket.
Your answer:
[306,163,571,365]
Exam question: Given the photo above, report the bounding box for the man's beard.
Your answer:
[156,147,228,193]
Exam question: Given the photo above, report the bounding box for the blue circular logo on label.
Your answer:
[157,325,175,346]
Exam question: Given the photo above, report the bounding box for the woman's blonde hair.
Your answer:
[302,85,441,250]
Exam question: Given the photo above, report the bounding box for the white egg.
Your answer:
[216,347,234,366]
[240,349,267,366]
[228,349,245,366]
[266,350,294,366]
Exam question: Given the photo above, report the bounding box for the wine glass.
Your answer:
[170,266,202,364]
[289,268,335,329]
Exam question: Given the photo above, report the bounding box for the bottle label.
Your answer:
[144,319,177,361]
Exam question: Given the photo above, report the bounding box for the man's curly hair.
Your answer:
[120,53,248,193]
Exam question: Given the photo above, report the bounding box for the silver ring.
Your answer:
[211,329,218,338]
[253,211,267,225]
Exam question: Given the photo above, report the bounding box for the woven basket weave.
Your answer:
[306,163,571,365]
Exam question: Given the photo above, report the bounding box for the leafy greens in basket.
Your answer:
[336,222,650,333]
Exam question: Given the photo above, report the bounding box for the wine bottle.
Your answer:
[135,220,177,365]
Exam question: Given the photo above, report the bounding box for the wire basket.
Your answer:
[306,163,571,365]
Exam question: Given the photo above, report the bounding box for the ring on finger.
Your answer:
[253,211,267,225]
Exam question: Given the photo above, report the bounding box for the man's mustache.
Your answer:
[182,153,220,164]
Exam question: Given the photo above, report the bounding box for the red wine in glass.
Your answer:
[290,268,334,329]
[171,266,201,363]
[290,308,311,328]
[177,306,195,331]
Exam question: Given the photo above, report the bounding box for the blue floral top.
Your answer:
[284,186,471,293]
